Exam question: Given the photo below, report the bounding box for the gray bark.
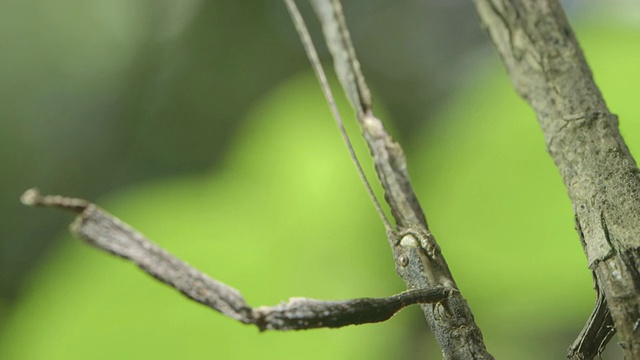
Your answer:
[20,188,450,331]
[472,1,640,358]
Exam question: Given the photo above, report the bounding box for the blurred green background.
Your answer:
[1,1,639,359]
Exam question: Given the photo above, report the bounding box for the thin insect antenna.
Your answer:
[284,0,393,233]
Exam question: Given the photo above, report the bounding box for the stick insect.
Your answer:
[22,0,492,357]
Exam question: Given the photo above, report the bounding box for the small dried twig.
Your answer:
[20,188,450,332]
[567,285,615,359]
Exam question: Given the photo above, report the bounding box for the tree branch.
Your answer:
[472,1,640,358]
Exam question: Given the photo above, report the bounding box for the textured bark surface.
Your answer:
[472,1,640,358]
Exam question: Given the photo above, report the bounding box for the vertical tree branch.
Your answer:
[472,1,640,358]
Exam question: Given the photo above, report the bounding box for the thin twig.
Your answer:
[567,286,615,359]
